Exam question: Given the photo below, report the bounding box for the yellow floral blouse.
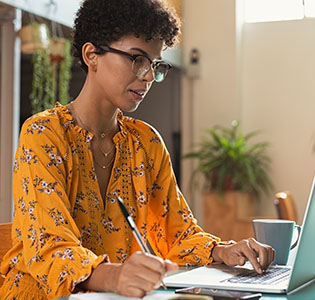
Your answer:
[0,103,221,299]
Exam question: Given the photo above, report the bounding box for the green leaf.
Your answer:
[183,120,273,201]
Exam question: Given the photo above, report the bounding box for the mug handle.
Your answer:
[290,225,301,250]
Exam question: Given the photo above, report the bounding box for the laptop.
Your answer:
[164,176,315,294]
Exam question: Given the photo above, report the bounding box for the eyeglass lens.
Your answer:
[132,56,169,83]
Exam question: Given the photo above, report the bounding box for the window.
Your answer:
[244,0,315,23]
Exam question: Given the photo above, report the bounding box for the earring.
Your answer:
[91,62,97,72]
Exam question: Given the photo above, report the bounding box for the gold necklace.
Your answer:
[95,140,115,158]
[70,102,117,168]
[94,154,115,169]
[70,102,117,139]
[70,102,116,157]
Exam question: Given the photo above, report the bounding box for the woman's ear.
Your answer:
[82,42,98,72]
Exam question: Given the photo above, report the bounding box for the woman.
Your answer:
[0,0,274,299]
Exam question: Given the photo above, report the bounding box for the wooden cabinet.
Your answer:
[203,191,256,241]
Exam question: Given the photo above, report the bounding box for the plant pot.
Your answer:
[203,191,255,241]
[50,37,66,62]
[18,23,50,54]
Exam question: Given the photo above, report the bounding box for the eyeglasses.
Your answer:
[95,45,172,83]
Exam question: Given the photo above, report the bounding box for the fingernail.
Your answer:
[165,259,172,263]
[153,282,161,289]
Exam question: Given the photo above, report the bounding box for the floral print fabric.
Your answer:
[0,103,221,299]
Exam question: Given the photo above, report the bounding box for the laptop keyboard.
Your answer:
[220,267,291,285]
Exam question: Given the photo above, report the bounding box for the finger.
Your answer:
[121,285,146,298]
[164,259,179,274]
[214,244,244,267]
[123,253,164,288]
[268,246,275,265]
[137,265,163,286]
[266,246,275,268]
[135,252,166,274]
[120,269,160,293]
[250,239,268,269]
[124,262,161,287]
[241,239,263,274]
[249,239,274,270]
[272,247,275,262]
[237,255,247,266]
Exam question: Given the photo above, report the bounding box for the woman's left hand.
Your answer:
[212,238,275,274]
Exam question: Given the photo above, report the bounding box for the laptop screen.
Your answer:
[288,176,315,292]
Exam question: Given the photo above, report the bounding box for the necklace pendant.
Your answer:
[100,133,106,138]
[104,152,108,157]
[102,165,106,169]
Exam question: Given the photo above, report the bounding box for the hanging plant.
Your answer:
[19,21,73,114]
[50,37,64,105]
[18,22,54,114]
[51,38,73,105]
[28,36,73,113]
[30,48,55,114]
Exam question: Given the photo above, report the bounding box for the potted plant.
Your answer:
[18,22,50,54]
[29,47,54,114]
[184,120,273,240]
[18,22,73,114]
[50,37,73,105]
[27,35,72,114]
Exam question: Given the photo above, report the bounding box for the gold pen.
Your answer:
[117,196,167,290]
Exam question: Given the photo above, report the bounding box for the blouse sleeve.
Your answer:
[146,131,223,267]
[12,117,108,298]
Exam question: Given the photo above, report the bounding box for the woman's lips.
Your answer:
[129,89,145,101]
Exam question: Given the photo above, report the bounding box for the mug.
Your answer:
[252,219,301,265]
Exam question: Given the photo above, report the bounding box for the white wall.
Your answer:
[181,0,242,224]
[181,0,315,225]
[242,19,315,222]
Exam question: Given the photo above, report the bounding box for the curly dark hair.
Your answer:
[72,0,181,73]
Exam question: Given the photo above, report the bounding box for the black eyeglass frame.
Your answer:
[94,45,172,82]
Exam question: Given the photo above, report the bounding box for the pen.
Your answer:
[117,196,167,290]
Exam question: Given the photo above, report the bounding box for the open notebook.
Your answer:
[164,176,315,294]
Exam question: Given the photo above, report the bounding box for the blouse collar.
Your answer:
[56,102,128,143]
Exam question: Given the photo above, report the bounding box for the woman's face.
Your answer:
[91,35,164,113]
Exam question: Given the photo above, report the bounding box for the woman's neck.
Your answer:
[70,93,119,135]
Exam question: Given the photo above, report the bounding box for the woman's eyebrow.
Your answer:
[130,47,162,60]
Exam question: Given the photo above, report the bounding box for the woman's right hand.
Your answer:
[79,251,178,297]
[111,251,178,297]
